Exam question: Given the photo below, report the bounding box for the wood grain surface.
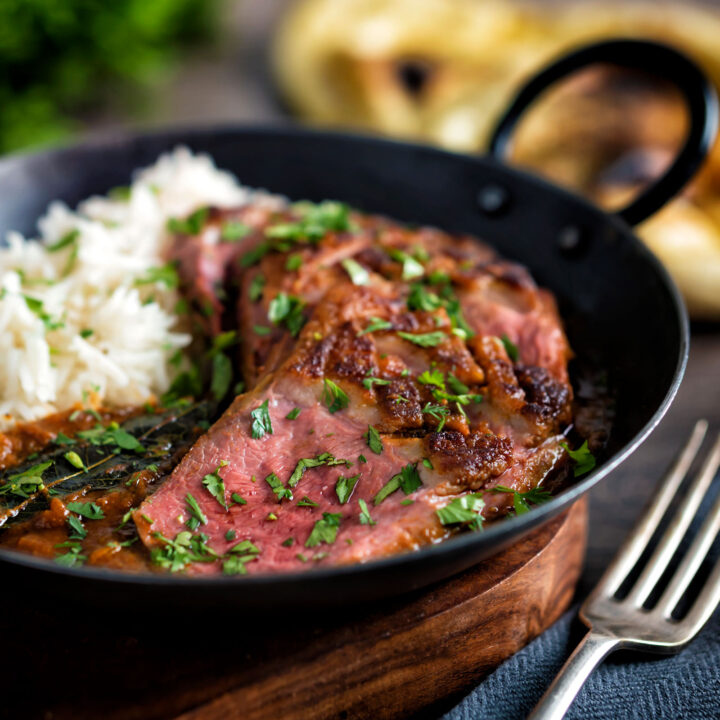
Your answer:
[0,500,587,720]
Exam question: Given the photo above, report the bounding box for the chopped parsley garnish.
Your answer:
[134,262,180,289]
[374,463,422,505]
[253,325,271,335]
[282,537,294,547]
[66,515,87,539]
[47,229,80,252]
[447,373,470,394]
[66,501,104,519]
[500,334,519,362]
[436,493,485,530]
[407,284,442,312]
[422,402,449,431]
[151,530,219,572]
[63,451,86,472]
[54,432,75,446]
[397,330,445,348]
[358,454,367,464]
[286,407,301,420]
[400,498,415,506]
[0,461,53,498]
[185,493,208,530]
[386,247,424,280]
[222,539,261,575]
[305,512,342,547]
[492,485,553,515]
[265,472,293,502]
[221,220,251,241]
[166,207,209,235]
[341,258,370,286]
[418,368,445,389]
[23,295,64,331]
[268,292,306,337]
[362,376,391,390]
[422,458,433,469]
[285,252,303,271]
[231,492,246,505]
[249,273,265,302]
[79,328,94,339]
[336,474,359,504]
[225,529,237,541]
[210,352,232,401]
[358,498,376,526]
[288,452,347,487]
[266,201,351,244]
[363,425,383,454]
[323,378,349,413]
[250,399,273,439]
[54,545,86,567]
[202,461,229,509]
[297,495,318,508]
[561,440,596,477]
[357,316,393,336]
[296,553,308,563]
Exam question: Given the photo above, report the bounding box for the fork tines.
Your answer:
[585,419,720,646]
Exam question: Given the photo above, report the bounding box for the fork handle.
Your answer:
[527,631,619,720]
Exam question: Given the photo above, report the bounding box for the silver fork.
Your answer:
[529,419,720,720]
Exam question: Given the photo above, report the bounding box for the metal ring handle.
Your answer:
[488,39,719,227]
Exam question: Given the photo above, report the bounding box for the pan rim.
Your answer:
[0,123,690,589]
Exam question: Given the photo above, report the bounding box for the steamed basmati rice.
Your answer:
[0,147,253,429]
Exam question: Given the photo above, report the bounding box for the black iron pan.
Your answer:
[0,40,716,612]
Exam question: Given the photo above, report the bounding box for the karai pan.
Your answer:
[0,40,715,611]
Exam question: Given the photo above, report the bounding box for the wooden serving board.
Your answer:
[2,499,587,720]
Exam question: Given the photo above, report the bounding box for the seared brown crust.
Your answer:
[427,431,513,493]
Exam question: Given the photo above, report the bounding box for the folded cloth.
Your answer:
[443,607,720,720]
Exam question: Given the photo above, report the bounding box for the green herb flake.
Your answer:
[231,492,247,505]
[421,402,450,431]
[225,529,237,541]
[357,316,393,336]
[79,328,94,339]
[561,440,596,478]
[447,373,470,394]
[362,376,391,391]
[66,501,104,519]
[297,495,319,508]
[305,512,342,547]
[285,253,303,271]
[54,432,75,446]
[323,378,349,414]
[134,262,180,289]
[66,515,87,540]
[363,425,383,455]
[265,472,293,502]
[250,399,273,439]
[358,498,376,526]
[202,461,229,510]
[436,493,485,530]
[500,334,519,362]
[286,407,301,420]
[336,474,360,504]
[253,325,271,336]
[374,463,421,505]
[358,454,367,464]
[210,352,233,401]
[287,452,347,488]
[341,258,370,286]
[166,207,209,235]
[0,461,53,498]
[492,484,553,515]
[185,492,208,530]
[47,229,80,252]
[407,284,442,312]
[400,498,415,506]
[268,292,305,336]
[397,330,446,348]
[296,553,308,563]
[422,458,433,469]
[282,537,294,547]
[249,273,265,302]
[221,220,251,242]
[418,368,445,390]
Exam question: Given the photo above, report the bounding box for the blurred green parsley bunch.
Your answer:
[0,0,217,153]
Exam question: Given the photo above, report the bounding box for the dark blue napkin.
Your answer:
[443,607,720,720]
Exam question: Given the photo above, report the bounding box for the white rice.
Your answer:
[0,147,254,429]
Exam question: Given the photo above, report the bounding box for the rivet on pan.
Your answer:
[557,225,586,256]
[476,184,511,216]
